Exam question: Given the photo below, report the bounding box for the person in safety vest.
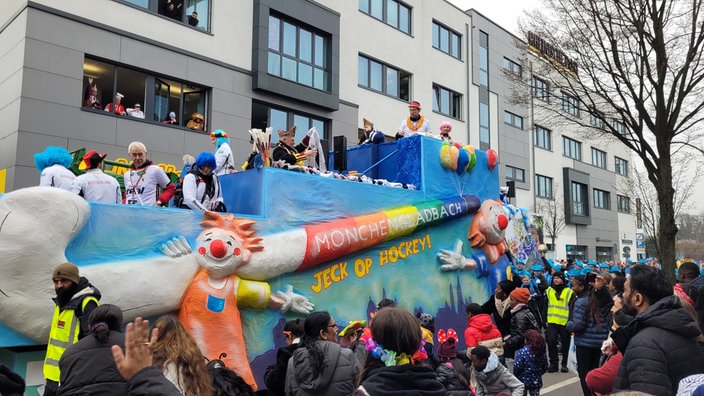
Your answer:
[545,271,573,373]
[43,262,101,396]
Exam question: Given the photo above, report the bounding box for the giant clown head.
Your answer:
[482,200,508,245]
[195,212,264,279]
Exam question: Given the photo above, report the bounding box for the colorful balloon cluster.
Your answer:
[440,142,477,175]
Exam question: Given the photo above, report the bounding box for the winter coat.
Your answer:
[513,345,547,391]
[503,305,539,358]
[58,330,126,396]
[435,361,471,395]
[481,296,512,337]
[285,340,358,396]
[565,293,608,349]
[465,314,503,348]
[585,352,622,396]
[126,366,182,396]
[354,364,446,396]
[612,295,704,396]
[472,352,524,396]
[264,342,303,396]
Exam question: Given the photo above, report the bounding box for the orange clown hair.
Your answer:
[201,211,264,253]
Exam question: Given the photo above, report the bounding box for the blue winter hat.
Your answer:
[547,258,554,265]
[531,264,544,272]
[516,260,525,266]
[638,259,646,265]
[626,259,633,264]
[599,263,609,269]
[551,264,561,272]
[195,151,216,170]
[581,268,594,275]
[574,260,583,268]
[608,266,621,274]
[587,260,597,266]
[566,269,581,278]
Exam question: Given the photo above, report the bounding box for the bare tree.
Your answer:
[534,195,566,249]
[620,160,700,258]
[514,0,704,283]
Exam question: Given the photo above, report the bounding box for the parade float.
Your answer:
[0,134,540,393]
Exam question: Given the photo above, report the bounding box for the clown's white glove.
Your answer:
[437,240,477,271]
[161,236,192,257]
[275,285,314,314]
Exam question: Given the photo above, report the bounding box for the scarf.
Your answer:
[495,296,511,318]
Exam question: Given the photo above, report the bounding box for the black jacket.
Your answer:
[435,362,472,395]
[481,295,512,338]
[264,342,303,396]
[612,295,704,396]
[355,364,447,396]
[504,305,539,359]
[0,365,25,395]
[126,366,182,396]
[58,331,126,396]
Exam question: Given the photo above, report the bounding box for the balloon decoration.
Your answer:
[486,149,498,170]
[440,143,477,175]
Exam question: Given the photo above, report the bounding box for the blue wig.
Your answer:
[34,146,72,173]
[215,137,230,150]
[195,151,216,170]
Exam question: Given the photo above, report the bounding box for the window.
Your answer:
[571,181,588,215]
[479,31,489,87]
[591,148,606,169]
[433,21,461,59]
[613,119,626,135]
[251,101,328,144]
[534,125,552,150]
[535,174,553,198]
[561,91,580,117]
[479,102,490,148]
[124,0,209,30]
[358,55,410,100]
[82,57,208,128]
[617,195,631,213]
[504,111,523,129]
[563,136,582,160]
[505,165,525,182]
[532,76,549,102]
[359,0,411,34]
[267,14,330,91]
[615,156,629,176]
[432,85,461,119]
[593,188,611,210]
[503,57,522,76]
[590,112,604,128]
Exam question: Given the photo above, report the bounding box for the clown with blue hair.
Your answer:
[210,129,236,176]
[180,151,225,212]
[33,146,76,190]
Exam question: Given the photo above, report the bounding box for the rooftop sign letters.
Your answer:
[527,32,579,75]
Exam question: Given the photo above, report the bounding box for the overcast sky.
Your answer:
[446,0,542,34]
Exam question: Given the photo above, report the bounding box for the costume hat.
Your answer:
[278,126,296,138]
[363,118,374,127]
[210,129,229,139]
[81,150,107,170]
[52,262,80,284]
[408,100,422,109]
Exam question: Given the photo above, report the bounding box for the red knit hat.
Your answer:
[510,288,531,304]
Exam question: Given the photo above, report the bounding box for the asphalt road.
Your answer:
[541,369,583,395]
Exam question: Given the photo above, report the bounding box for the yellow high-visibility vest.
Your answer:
[43,296,99,381]
[546,287,573,326]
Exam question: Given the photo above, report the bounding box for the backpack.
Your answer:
[172,169,216,209]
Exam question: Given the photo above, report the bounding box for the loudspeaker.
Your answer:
[506,181,516,198]
[319,139,330,168]
[333,135,347,171]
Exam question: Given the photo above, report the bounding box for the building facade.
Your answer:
[0,0,636,261]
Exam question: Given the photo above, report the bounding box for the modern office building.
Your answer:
[0,0,636,261]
